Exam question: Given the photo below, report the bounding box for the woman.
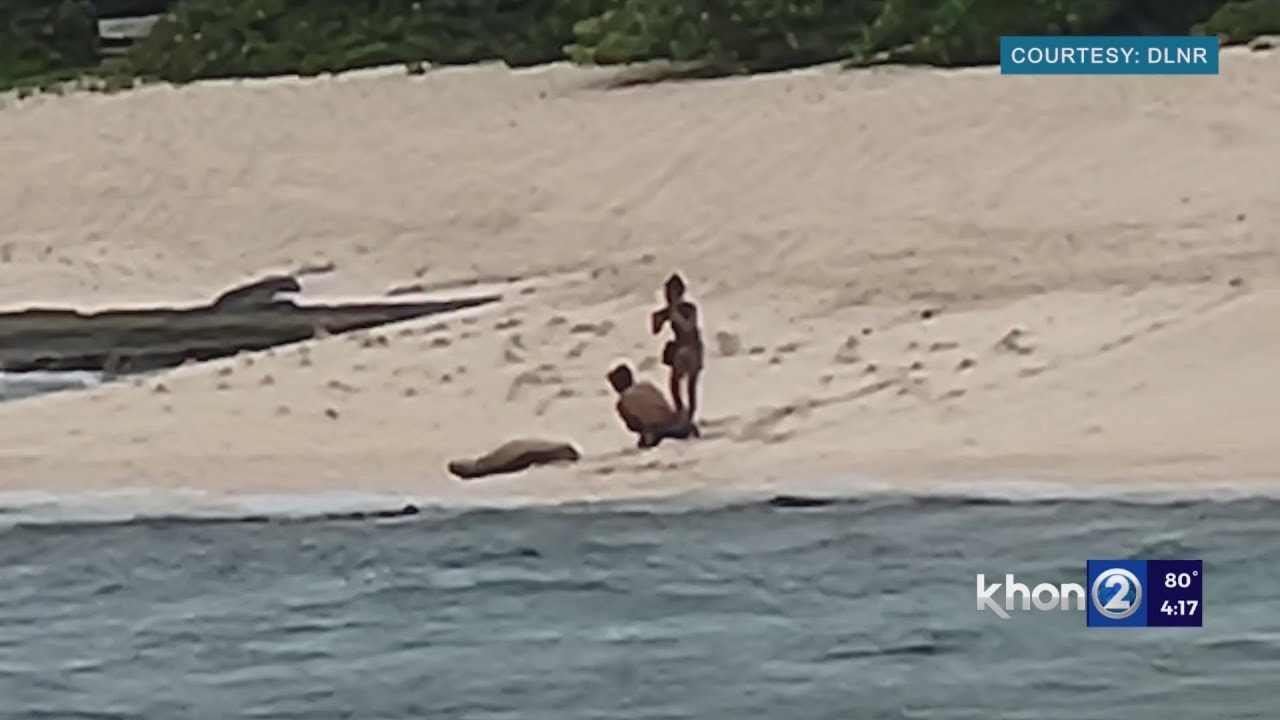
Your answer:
[650,273,704,433]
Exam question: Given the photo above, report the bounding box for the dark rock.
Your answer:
[0,278,500,374]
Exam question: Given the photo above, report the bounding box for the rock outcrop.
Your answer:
[0,275,500,374]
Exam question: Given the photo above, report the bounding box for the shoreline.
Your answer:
[3,469,1279,529]
[3,445,1279,511]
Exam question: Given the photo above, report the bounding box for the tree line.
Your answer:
[3,0,1277,92]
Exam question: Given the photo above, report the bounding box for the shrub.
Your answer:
[1195,0,1280,43]
[0,0,98,91]
[569,0,882,71]
[852,0,1233,67]
[118,0,611,83]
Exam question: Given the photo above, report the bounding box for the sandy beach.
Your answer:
[1,50,1278,504]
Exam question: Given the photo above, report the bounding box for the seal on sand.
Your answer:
[607,362,698,448]
[213,274,302,308]
[447,438,581,480]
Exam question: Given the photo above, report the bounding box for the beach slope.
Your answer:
[1,51,1278,501]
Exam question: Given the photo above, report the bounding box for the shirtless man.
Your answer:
[607,362,697,449]
[650,273,703,432]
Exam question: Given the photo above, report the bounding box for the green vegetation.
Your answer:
[1195,0,1280,43]
[120,0,614,83]
[852,0,1237,67]
[2,0,1279,94]
[0,0,99,91]
[567,0,881,71]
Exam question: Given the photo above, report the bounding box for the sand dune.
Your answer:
[1,51,1278,501]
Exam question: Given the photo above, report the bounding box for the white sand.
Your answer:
[1,52,1279,504]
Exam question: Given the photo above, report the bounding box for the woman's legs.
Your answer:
[669,369,686,413]
[667,345,703,433]
[686,368,700,423]
[684,369,701,437]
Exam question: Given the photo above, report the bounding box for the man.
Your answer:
[607,362,697,449]
[650,273,704,429]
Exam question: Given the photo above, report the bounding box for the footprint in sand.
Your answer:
[506,364,564,402]
[994,328,1034,355]
[737,404,805,443]
[326,379,357,393]
[1018,365,1049,378]
[495,317,522,331]
[834,335,860,364]
[534,386,578,416]
[502,334,525,364]
[569,320,614,337]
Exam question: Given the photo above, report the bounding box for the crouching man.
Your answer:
[606,362,698,449]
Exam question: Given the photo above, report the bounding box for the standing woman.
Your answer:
[650,273,704,433]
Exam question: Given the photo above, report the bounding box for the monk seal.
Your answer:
[447,438,581,480]
[607,362,698,448]
[213,274,302,309]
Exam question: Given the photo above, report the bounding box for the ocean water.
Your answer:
[0,371,102,402]
[1,492,1275,720]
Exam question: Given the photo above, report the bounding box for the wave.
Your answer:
[2,477,1278,532]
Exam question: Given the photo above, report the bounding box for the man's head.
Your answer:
[607,363,634,393]
[663,273,686,304]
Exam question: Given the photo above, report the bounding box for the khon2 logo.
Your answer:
[976,559,1203,627]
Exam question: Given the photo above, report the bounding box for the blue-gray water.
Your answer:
[0,371,101,402]
[1,494,1275,719]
